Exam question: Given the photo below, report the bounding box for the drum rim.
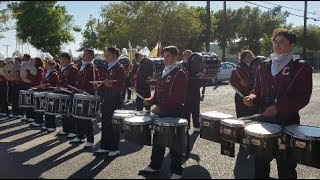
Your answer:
[244,122,282,138]
[33,91,51,97]
[284,124,320,140]
[19,105,34,108]
[45,111,70,116]
[123,115,154,125]
[71,114,96,120]
[46,92,71,98]
[113,113,136,119]
[200,111,234,120]
[154,117,188,126]
[73,93,101,100]
[220,119,248,127]
[19,89,36,93]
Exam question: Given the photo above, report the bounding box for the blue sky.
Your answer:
[0,1,320,58]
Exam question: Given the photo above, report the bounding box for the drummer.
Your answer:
[40,59,59,132]
[28,57,45,127]
[140,46,188,179]
[229,50,259,178]
[93,46,125,157]
[55,52,79,139]
[69,49,100,150]
[0,60,9,117]
[243,28,313,179]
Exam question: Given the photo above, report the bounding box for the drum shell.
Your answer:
[71,94,101,120]
[200,118,221,143]
[153,123,187,155]
[245,133,280,158]
[19,90,35,108]
[282,132,320,169]
[33,92,48,112]
[122,121,152,146]
[112,113,136,134]
[220,124,245,144]
[45,93,71,116]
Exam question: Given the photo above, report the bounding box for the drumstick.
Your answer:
[67,85,90,95]
[129,87,145,101]
[92,64,97,96]
[238,114,262,120]
[90,80,117,84]
[229,83,245,98]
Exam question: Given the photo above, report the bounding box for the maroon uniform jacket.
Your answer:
[27,67,45,87]
[44,70,59,87]
[0,75,7,85]
[150,66,188,117]
[99,61,126,94]
[76,63,100,95]
[59,64,79,88]
[249,59,313,125]
[230,63,252,96]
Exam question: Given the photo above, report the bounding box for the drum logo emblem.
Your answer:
[78,103,83,108]
[203,121,210,127]
[223,128,231,135]
[49,101,54,106]
[295,141,306,149]
[251,139,261,146]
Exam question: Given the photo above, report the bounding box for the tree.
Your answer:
[9,1,77,57]
[80,1,208,52]
[293,25,320,51]
[0,1,11,39]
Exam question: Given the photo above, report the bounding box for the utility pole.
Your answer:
[206,1,210,52]
[303,1,307,61]
[222,1,226,62]
[3,45,10,58]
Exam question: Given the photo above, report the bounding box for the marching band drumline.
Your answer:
[0,44,318,179]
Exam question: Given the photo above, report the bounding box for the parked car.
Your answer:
[211,62,237,84]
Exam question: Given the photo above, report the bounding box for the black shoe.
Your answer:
[138,166,160,175]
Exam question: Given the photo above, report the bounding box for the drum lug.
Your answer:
[308,142,312,151]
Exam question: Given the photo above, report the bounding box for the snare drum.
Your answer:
[123,115,154,145]
[200,111,234,142]
[45,92,71,116]
[112,113,137,134]
[19,89,36,108]
[33,91,49,112]
[283,125,320,169]
[71,93,101,120]
[220,119,250,144]
[244,122,282,158]
[153,117,188,154]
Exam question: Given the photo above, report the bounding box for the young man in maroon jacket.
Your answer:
[243,28,313,179]
[140,46,188,179]
[0,60,9,117]
[93,47,125,157]
[56,52,79,139]
[40,60,59,132]
[69,49,100,150]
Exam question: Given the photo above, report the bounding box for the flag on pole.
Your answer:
[149,42,159,58]
[128,40,133,61]
[157,42,162,58]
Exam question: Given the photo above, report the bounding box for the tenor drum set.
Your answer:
[199,111,320,169]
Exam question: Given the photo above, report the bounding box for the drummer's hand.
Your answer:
[144,98,153,106]
[151,106,160,114]
[39,84,46,89]
[262,105,278,118]
[243,95,254,107]
[103,79,113,87]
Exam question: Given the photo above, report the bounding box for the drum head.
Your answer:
[140,58,154,80]
[113,113,136,119]
[284,125,320,140]
[220,119,247,127]
[33,91,49,97]
[245,122,282,138]
[124,115,153,125]
[200,111,234,121]
[154,117,188,126]
[73,93,100,100]
[114,110,142,115]
[46,92,70,98]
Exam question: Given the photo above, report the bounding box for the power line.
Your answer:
[244,1,320,22]
[259,1,320,16]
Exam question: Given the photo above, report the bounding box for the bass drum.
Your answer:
[139,57,155,82]
[188,53,206,79]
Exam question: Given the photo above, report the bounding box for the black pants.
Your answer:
[61,116,76,134]
[122,77,132,101]
[9,84,23,115]
[25,108,34,119]
[34,111,44,125]
[254,150,297,179]
[76,119,94,143]
[149,142,183,175]
[100,91,121,151]
[44,114,56,128]
[234,145,255,179]
[0,83,9,114]
[136,80,151,111]
[185,87,200,129]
